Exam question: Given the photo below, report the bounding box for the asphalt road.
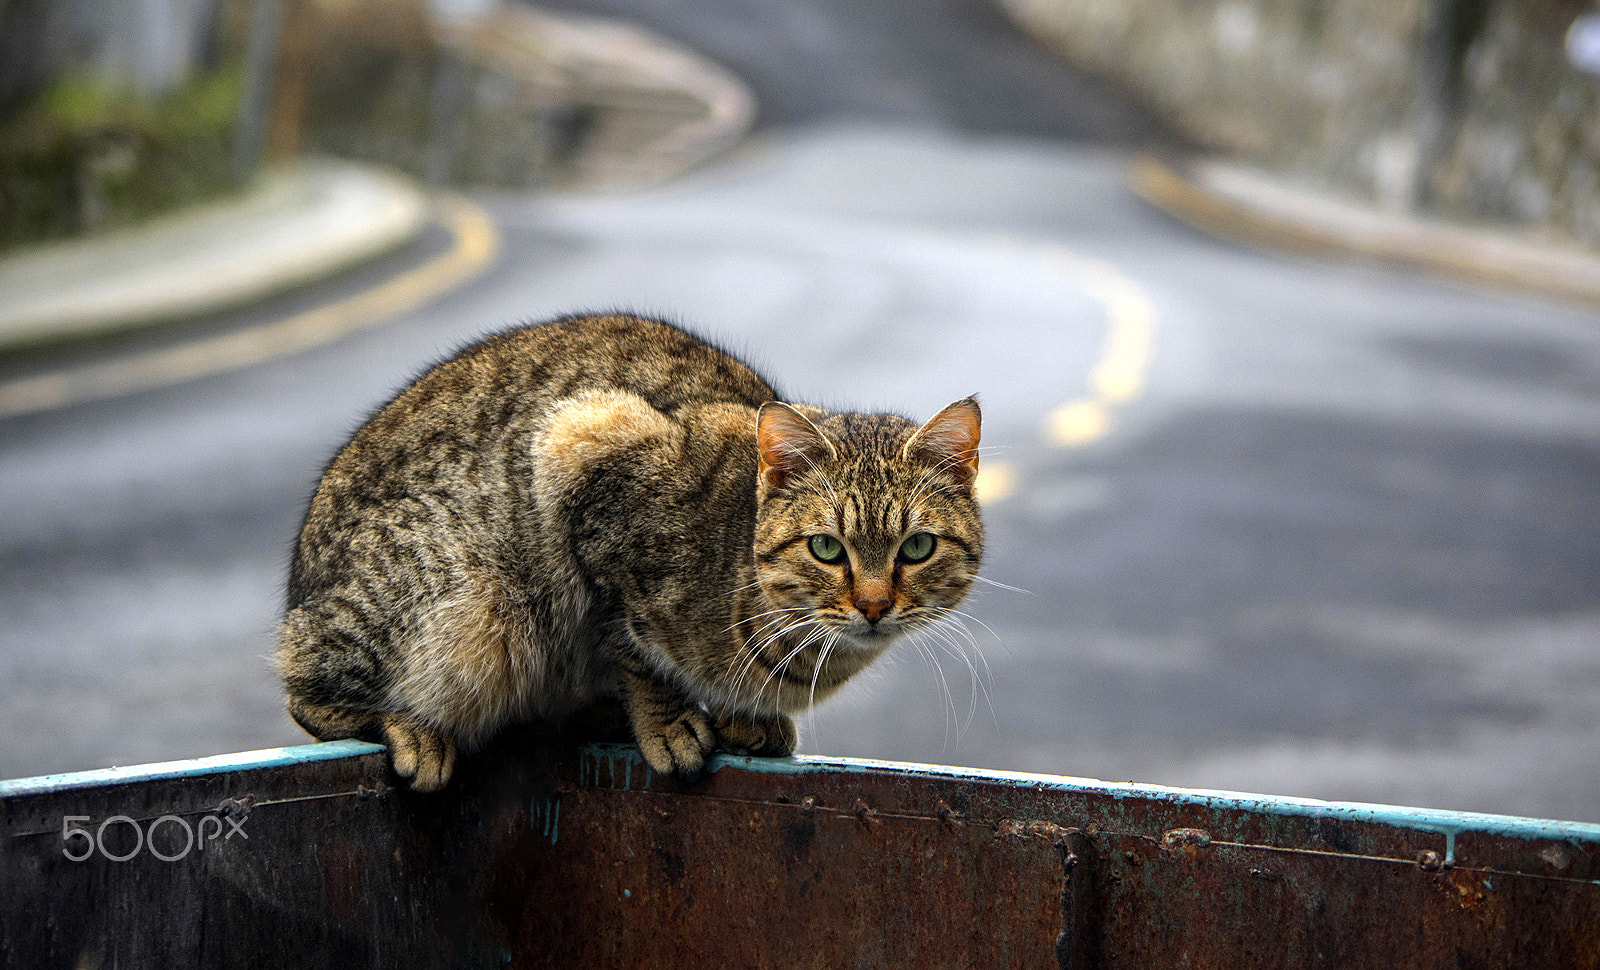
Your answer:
[4,0,1600,823]
[540,0,1173,140]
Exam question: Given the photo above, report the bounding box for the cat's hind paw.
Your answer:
[381,713,457,792]
[633,708,716,778]
[712,711,797,758]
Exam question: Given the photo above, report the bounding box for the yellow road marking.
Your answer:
[1039,242,1159,448]
[1046,400,1110,447]
[974,460,1016,504]
[0,193,500,421]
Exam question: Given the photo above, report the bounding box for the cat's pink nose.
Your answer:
[856,597,891,624]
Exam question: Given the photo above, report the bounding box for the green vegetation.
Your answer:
[0,66,246,251]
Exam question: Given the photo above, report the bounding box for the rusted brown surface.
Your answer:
[3,736,1598,968]
[490,788,1064,966]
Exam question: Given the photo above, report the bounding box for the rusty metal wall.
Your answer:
[2,736,1597,968]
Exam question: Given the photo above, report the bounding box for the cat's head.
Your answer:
[751,398,984,653]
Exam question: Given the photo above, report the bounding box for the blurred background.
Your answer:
[2,0,1599,822]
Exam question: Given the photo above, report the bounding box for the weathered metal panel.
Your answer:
[0,741,465,968]
[493,787,1066,966]
[3,735,1599,968]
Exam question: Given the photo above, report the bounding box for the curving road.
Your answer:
[3,0,1600,823]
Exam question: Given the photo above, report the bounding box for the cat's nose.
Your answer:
[855,597,891,624]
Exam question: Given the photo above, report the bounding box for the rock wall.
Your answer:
[1000,0,1600,248]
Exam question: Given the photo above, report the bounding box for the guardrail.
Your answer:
[3,737,1597,967]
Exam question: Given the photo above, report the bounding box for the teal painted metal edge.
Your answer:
[579,743,1600,852]
[0,740,385,799]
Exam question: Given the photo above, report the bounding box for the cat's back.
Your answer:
[321,314,776,481]
[441,314,776,415]
[290,315,776,602]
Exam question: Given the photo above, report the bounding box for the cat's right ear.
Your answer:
[757,403,834,495]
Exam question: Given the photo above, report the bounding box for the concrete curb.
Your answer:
[1132,155,1600,315]
[0,161,430,357]
[0,194,497,421]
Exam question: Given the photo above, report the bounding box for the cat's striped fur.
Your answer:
[276,313,983,790]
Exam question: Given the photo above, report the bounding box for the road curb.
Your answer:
[0,193,497,421]
[0,161,430,357]
[1132,155,1600,315]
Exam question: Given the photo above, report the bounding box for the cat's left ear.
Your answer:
[903,397,981,487]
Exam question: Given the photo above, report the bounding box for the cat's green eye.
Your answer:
[898,532,937,563]
[808,534,847,564]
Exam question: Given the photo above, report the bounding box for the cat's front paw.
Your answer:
[632,708,716,777]
[712,711,797,758]
[380,713,457,792]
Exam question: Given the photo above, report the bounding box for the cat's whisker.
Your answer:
[716,578,767,607]
[730,618,814,701]
[921,625,975,739]
[721,577,765,597]
[907,476,974,523]
[724,619,797,695]
[972,575,1031,595]
[923,611,1000,737]
[723,605,805,637]
[920,621,987,737]
[806,631,843,716]
[906,629,960,752]
[932,607,1000,662]
[801,633,838,751]
[741,607,815,649]
[921,609,993,692]
[762,622,833,702]
[747,618,829,697]
[725,617,792,699]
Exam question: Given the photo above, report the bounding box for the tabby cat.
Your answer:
[276,313,983,790]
